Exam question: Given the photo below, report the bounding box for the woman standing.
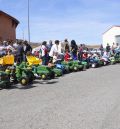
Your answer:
[70,40,78,60]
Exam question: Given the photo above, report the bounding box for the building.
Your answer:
[102,26,120,48]
[0,10,19,42]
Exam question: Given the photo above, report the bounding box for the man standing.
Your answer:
[49,40,59,62]
[23,40,32,61]
[16,41,24,64]
[78,44,83,61]
[40,41,48,65]
[106,43,111,56]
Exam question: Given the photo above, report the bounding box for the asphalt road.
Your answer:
[0,64,120,129]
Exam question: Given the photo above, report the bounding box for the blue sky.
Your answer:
[0,0,120,44]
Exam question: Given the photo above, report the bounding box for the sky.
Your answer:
[0,0,120,44]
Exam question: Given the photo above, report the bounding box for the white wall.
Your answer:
[103,26,120,48]
[115,35,120,43]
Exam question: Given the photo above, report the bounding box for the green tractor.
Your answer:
[61,61,80,72]
[73,61,87,71]
[0,71,11,89]
[32,65,55,80]
[16,66,34,85]
[114,54,120,63]
[61,60,86,72]
[6,62,35,86]
[52,67,63,77]
[109,56,116,65]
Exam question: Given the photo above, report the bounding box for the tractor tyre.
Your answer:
[20,77,29,86]
[41,74,47,80]
[74,66,78,72]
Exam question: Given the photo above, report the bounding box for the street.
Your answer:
[0,64,120,129]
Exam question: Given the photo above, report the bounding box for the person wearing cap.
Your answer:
[49,40,59,62]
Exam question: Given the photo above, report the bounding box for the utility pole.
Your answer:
[28,0,31,44]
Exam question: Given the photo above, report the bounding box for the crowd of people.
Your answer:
[0,40,32,63]
[0,39,120,65]
[37,39,120,66]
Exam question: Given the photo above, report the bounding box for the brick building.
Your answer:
[0,10,19,42]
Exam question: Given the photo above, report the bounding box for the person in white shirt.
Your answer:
[49,40,59,57]
[49,40,59,63]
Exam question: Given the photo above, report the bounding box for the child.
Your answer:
[64,49,71,62]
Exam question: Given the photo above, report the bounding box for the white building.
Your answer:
[103,26,120,48]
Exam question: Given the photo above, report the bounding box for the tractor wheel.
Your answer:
[74,66,78,71]
[55,73,58,77]
[41,74,46,80]
[104,62,107,65]
[92,63,96,68]
[20,77,28,86]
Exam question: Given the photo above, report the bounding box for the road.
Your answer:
[0,64,120,129]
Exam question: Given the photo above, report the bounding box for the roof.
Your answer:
[103,25,120,35]
[0,10,19,26]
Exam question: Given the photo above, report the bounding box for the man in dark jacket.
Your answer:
[16,41,24,63]
[106,43,110,52]
[23,41,32,61]
[71,40,78,60]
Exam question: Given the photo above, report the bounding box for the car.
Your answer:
[90,48,102,55]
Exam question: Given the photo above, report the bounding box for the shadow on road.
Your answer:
[34,80,59,85]
[2,79,59,91]
[6,84,37,90]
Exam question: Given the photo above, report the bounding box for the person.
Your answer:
[64,39,70,52]
[49,40,59,63]
[64,49,71,62]
[15,41,24,64]
[23,40,32,61]
[82,50,88,61]
[112,42,116,54]
[78,44,83,61]
[40,41,48,65]
[106,43,111,56]
[70,40,78,60]
[0,41,5,56]
[99,44,104,56]
[47,40,53,52]
[115,43,120,55]
[65,43,70,53]
[13,41,18,49]
[106,43,110,52]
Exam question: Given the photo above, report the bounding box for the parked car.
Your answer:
[90,48,101,55]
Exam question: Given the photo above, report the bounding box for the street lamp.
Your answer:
[28,0,31,44]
